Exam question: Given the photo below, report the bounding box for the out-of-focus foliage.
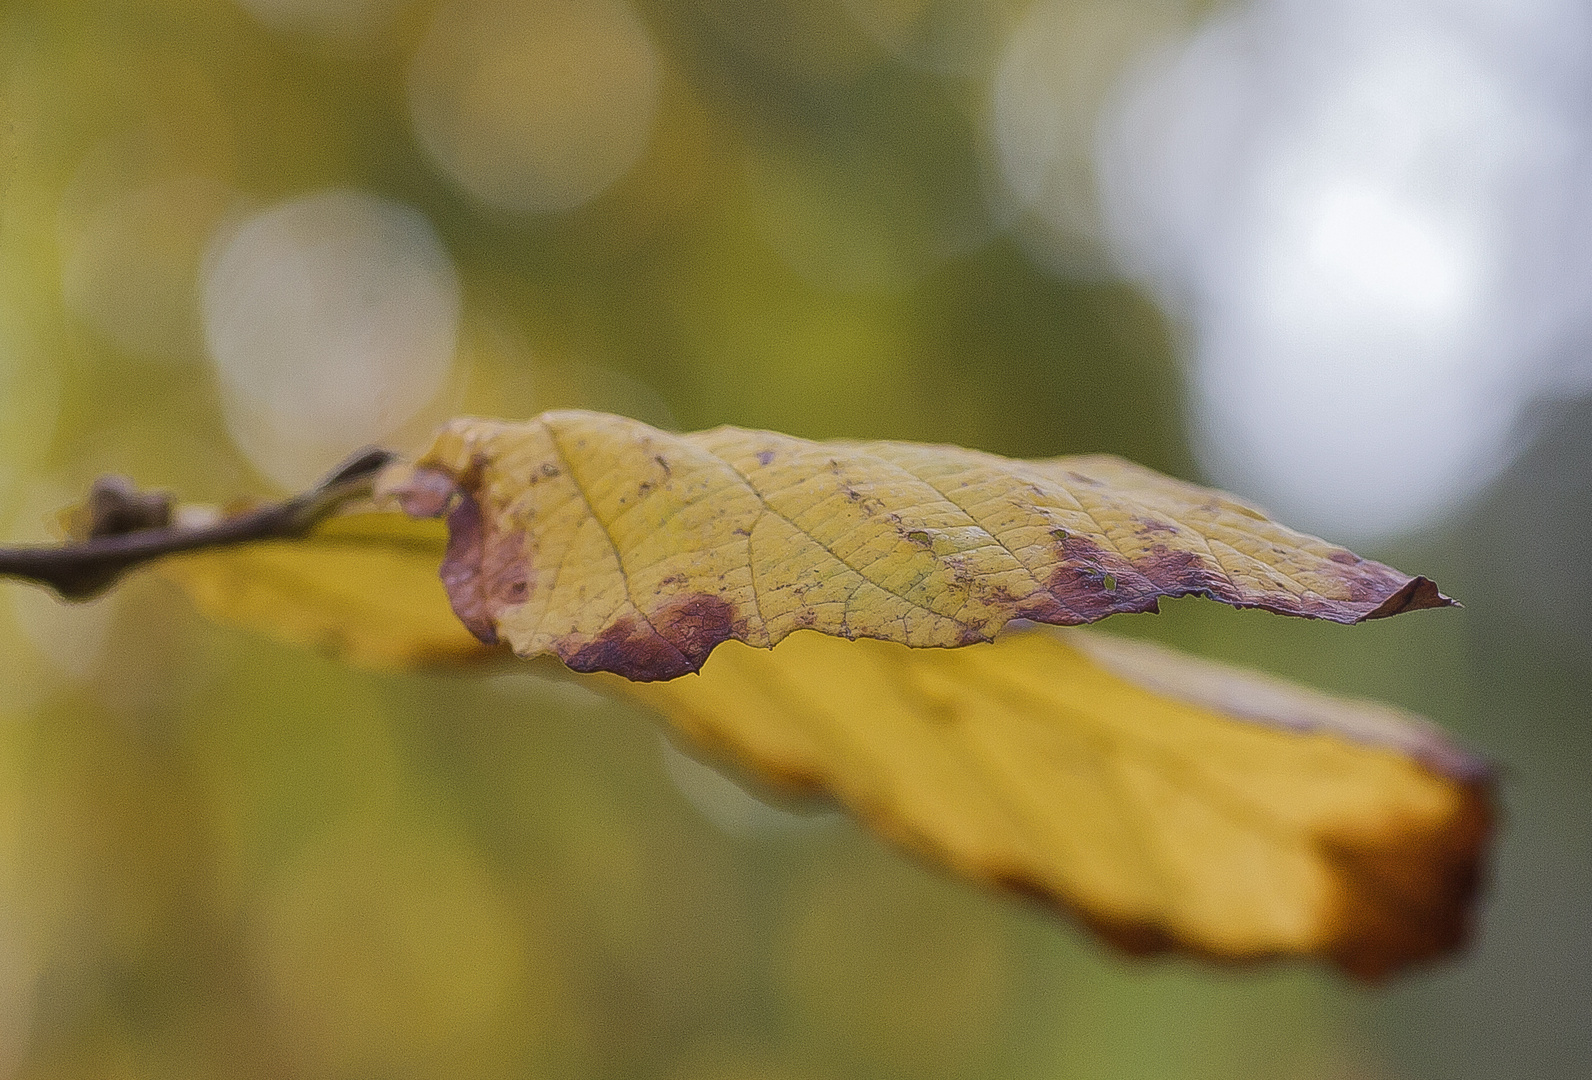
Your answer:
[0,1,1588,1079]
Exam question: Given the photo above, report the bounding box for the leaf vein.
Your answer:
[543,420,689,665]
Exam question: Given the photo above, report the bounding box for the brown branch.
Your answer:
[0,449,397,600]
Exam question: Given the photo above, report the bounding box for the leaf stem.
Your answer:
[0,448,396,600]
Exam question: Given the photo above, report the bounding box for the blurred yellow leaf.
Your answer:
[161,512,490,669]
[380,411,1451,681]
[606,629,1488,980]
[157,480,1488,980]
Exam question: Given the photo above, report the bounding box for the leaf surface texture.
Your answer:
[385,412,1452,681]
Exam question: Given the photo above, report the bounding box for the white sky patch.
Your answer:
[1094,0,1592,539]
[201,190,460,490]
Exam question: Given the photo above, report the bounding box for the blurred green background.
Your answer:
[0,0,1588,1078]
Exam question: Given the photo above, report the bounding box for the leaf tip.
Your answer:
[1361,575,1458,620]
[1324,773,1494,981]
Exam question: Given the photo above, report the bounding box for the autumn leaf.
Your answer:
[606,629,1488,980]
[379,411,1452,681]
[149,428,1488,979]
[163,512,489,668]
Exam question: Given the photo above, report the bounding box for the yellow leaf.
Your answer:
[381,411,1452,681]
[150,421,1486,978]
[604,628,1489,980]
[161,512,492,669]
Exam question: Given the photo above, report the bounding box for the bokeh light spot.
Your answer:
[1098,0,1592,538]
[991,0,1185,271]
[201,189,460,489]
[408,0,660,216]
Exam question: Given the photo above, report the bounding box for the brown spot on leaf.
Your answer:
[1005,587,1073,625]
[439,493,493,643]
[438,492,529,645]
[757,449,775,466]
[657,593,743,670]
[1134,547,1242,605]
[1134,518,1179,536]
[1044,562,1162,620]
[1039,533,1165,621]
[561,594,744,681]
[1033,531,1454,627]
[564,616,693,681]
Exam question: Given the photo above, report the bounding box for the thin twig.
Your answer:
[0,448,396,600]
